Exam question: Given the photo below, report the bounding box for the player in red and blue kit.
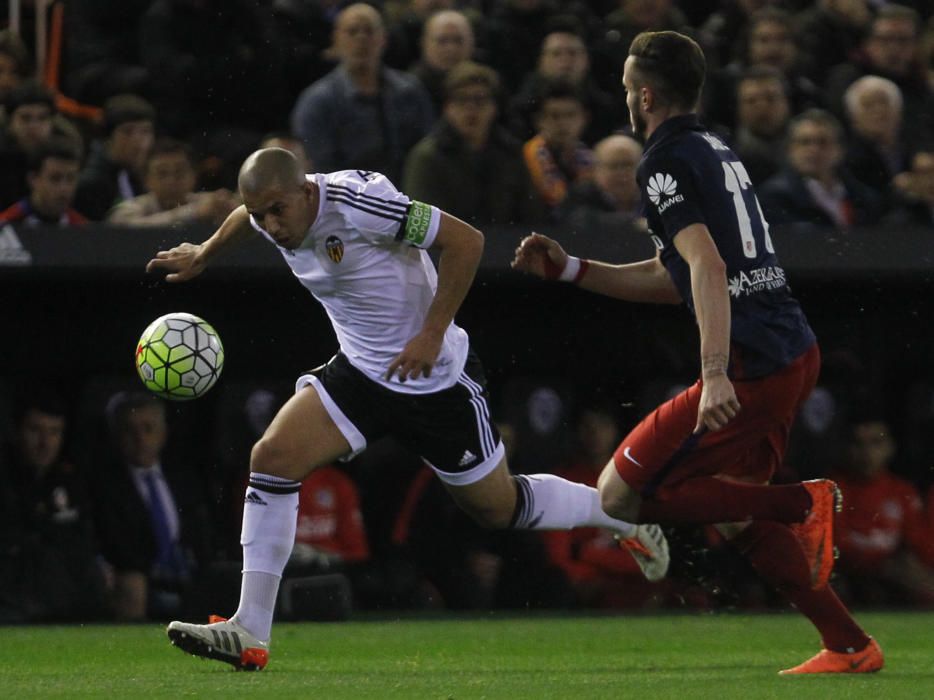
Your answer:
[513,30,883,675]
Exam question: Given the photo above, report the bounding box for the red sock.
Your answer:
[732,522,870,653]
[636,477,811,525]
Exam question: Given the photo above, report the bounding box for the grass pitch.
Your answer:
[2,611,931,699]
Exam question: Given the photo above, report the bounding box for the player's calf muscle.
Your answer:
[446,469,517,529]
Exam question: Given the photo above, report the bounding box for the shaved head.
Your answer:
[238,147,304,196]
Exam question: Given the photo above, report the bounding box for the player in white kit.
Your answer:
[147,148,668,670]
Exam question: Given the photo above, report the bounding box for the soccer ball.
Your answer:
[135,312,224,400]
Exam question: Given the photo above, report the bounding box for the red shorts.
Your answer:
[613,344,820,499]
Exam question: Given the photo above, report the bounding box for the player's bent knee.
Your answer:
[250,438,304,481]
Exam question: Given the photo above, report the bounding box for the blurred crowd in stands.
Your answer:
[1,0,933,231]
[3,368,934,623]
[1,0,934,622]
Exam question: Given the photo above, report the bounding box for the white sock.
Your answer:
[231,472,300,642]
[233,572,280,643]
[512,474,637,538]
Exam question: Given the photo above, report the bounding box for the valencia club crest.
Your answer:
[325,235,344,263]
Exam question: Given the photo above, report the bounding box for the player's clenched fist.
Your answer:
[511,232,570,279]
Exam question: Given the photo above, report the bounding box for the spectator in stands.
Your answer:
[61,0,151,105]
[0,389,109,622]
[92,392,212,620]
[795,0,871,86]
[703,9,820,134]
[409,10,475,113]
[759,109,883,230]
[924,17,934,89]
[75,94,155,221]
[0,82,82,210]
[560,133,643,231]
[596,0,692,93]
[542,404,663,608]
[403,61,545,226]
[698,0,773,70]
[107,138,238,227]
[384,0,457,71]
[260,131,312,174]
[0,83,52,210]
[827,5,934,147]
[522,80,593,213]
[0,30,30,107]
[891,151,934,226]
[289,465,369,570]
[509,22,621,145]
[0,139,88,227]
[842,76,910,200]
[731,67,791,186]
[831,415,934,607]
[140,0,287,139]
[485,1,594,93]
[270,0,343,101]
[291,3,434,183]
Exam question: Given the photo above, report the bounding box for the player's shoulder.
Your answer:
[638,137,694,183]
[323,169,381,187]
[321,171,411,227]
[323,170,399,194]
[644,129,733,175]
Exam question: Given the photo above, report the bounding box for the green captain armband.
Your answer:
[403,200,433,246]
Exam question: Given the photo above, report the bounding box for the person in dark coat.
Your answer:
[75,94,154,221]
[759,109,883,230]
[403,61,545,226]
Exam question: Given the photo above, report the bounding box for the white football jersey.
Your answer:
[250,170,470,394]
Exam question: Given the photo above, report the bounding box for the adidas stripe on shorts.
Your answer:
[296,350,504,486]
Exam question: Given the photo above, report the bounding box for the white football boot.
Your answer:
[617,523,670,582]
[167,615,269,671]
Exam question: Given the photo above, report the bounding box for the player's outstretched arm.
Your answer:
[512,232,681,304]
[672,223,741,433]
[145,204,256,282]
[386,212,484,382]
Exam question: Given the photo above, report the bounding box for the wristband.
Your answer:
[558,256,590,283]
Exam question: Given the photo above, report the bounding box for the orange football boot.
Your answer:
[779,638,884,675]
[789,479,842,590]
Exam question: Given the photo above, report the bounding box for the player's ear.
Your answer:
[641,86,654,112]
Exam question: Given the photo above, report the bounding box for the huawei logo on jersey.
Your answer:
[326,235,344,263]
[647,173,678,204]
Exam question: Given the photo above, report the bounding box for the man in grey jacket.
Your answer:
[290,3,434,183]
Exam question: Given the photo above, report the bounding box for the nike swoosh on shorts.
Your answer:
[623,446,644,468]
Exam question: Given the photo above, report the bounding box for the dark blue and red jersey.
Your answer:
[637,114,815,379]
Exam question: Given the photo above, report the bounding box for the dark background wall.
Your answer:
[2,223,933,497]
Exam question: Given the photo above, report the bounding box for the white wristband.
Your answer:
[558,256,581,282]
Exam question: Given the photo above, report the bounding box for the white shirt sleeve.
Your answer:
[326,171,441,249]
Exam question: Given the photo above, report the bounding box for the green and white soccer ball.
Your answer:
[135,312,224,400]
